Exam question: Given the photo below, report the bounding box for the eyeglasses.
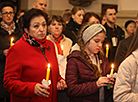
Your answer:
[2,12,14,16]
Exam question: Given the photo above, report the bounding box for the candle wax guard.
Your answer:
[42,79,51,87]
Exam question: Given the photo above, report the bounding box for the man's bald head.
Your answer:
[33,0,47,12]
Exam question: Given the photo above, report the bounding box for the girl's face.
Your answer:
[126,23,136,36]
[89,16,100,24]
[49,20,63,38]
[25,16,47,40]
[85,32,105,54]
[72,9,84,25]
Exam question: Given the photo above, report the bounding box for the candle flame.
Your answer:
[11,37,14,41]
[61,45,63,50]
[111,63,114,69]
[48,63,50,69]
[106,44,109,49]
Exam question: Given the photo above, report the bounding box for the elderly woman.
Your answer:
[47,15,72,102]
[3,8,67,102]
[63,6,85,45]
[47,15,72,78]
[66,23,114,102]
[47,15,72,60]
[0,2,22,102]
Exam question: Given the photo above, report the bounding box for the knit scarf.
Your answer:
[1,20,16,35]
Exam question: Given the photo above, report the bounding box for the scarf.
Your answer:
[23,33,50,49]
[1,20,16,35]
[23,33,50,63]
[53,34,63,55]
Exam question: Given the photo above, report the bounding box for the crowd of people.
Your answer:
[0,0,138,102]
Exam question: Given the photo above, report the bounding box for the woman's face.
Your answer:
[85,32,105,54]
[126,23,136,35]
[1,6,14,25]
[89,16,100,24]
[49,20,63,38]
[25,16,47,40]
[72,10,84,25]
[101,16,107,25]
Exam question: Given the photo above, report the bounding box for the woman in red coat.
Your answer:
[3,8,67,102]
[66,23,114,102]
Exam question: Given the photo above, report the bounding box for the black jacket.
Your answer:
[63,18,81,45]
[0,22,22,98]
[103,23,125,64]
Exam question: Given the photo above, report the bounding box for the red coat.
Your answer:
[66,51,113,102]
[4,37,62,102]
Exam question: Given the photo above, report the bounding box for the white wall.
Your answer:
[21,0,138,13]
[48,0,118,13]
[22,0,118,13]
[118,0,138,10]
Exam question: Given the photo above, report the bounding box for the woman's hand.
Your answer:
[96,77,114,88]
[57,79,67,90]
[34,83,50,97]
[3,49,8,56]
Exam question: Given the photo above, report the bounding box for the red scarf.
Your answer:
[23,33,48,48]
[53,35,63,54]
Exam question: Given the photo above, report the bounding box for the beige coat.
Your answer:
[113,48,138,102]
[47,34,72,58]
[47,34,72,79]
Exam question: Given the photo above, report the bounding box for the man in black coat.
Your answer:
[103,6,125,65]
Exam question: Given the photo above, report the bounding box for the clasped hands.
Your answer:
[34,79,67,97]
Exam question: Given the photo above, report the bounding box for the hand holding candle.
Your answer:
[10,37,14,46]
[106,44,109,58]
[61,45,63,55]
[107,63,114,89]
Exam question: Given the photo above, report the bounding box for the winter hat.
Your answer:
[82,24,106,44]
[125,20,136,30]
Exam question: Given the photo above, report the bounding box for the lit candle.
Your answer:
[107,63,114,89]
[61,45,63,55]
[106,44,109,58]
[10,37,14,46]
[46,63,50,82]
